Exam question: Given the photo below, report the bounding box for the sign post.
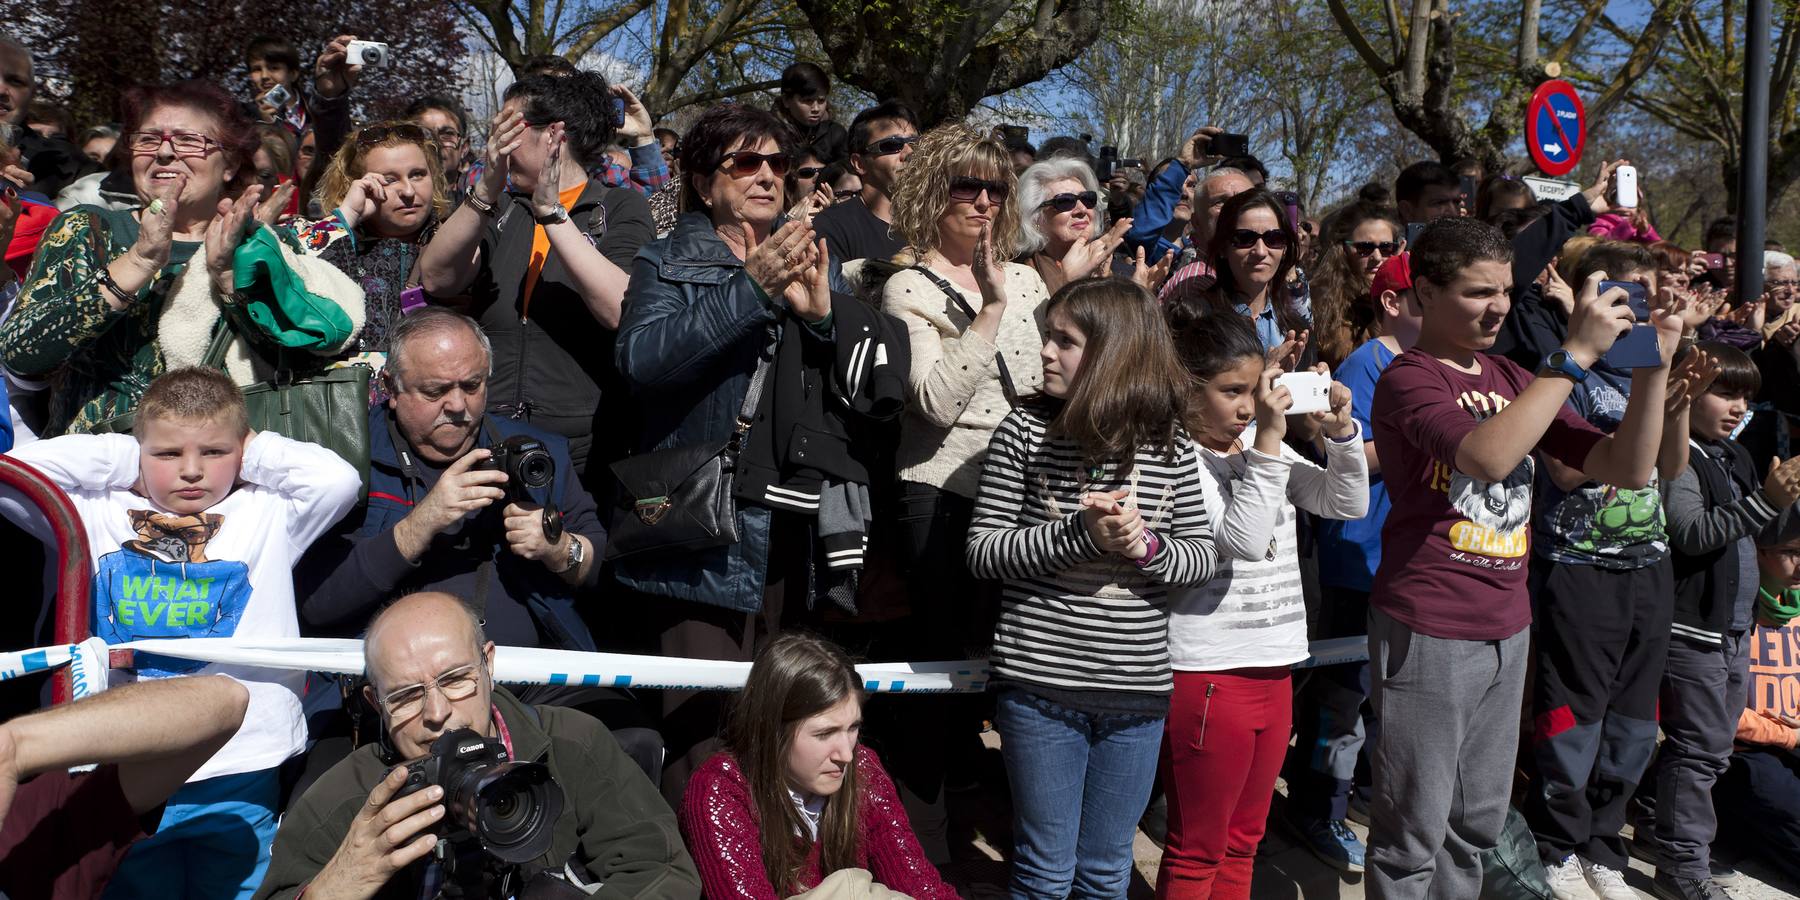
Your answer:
[1525,80,1587,177]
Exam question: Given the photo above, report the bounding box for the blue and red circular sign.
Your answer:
[1526,80,1586,176]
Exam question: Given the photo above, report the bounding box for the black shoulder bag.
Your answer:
[605,328,777,561]
[910,265,1020,407]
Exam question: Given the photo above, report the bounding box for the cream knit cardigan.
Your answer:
[881,262,1049,499]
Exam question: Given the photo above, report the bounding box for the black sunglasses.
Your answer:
[357,123,431,147]
[717,151,791,178]
[1230,228,1291,250]
[1040,191,1098,213]
[1344,240,1401,257]
[793,166,824,179]
[949,176,1009,203]
[862,135,918,156]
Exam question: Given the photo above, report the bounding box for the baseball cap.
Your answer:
[1370,252,1413,304]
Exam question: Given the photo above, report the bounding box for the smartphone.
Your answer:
[1274,370,1332,415]
[1705,252,1727,271]
[1210,132,1249,158]
[1615,165,1638,209]
[1599,280,1660,368]
[1274,190,1301,231]
[1459,174,1478,202]
[998,124,1029,145]
[1405,221,1427,246]
[610,96,626,128]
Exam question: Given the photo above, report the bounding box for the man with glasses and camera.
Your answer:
[813,99,918,264]
[257,591,700,900]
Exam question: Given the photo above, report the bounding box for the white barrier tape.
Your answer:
[0,634,1371,694]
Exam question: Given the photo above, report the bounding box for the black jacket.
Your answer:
[1668,437,1782,646]
[466,179,655,476]
[1490,194,1597,370]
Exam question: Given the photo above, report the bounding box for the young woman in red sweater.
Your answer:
[679,633,960,900]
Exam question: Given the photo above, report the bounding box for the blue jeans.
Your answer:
[996,687,1165,899]
[103,768,279,900]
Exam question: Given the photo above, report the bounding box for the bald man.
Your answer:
[256,592,700,900]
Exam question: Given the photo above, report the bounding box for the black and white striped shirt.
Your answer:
[966,403,1218,698]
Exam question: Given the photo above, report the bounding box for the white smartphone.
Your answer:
[1274,370,1332,415]
[1615,165,1638,209]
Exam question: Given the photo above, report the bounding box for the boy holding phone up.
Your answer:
[1520,240,1711,900]
[1366,217,1679,900]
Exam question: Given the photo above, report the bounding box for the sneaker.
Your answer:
[1293,815,1365,874]
[1347,791,1372,827]
[1579,859,1638,900]
[1547,855,1602,900]
[1651,872,1733,900]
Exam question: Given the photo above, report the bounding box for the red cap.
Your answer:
[1369,252,1412,304]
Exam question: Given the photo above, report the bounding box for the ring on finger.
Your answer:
[146,198,166,216]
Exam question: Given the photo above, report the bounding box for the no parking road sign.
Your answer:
[1526,79,1586,176]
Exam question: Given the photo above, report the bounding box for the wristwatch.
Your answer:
[560,535,586,574]
[1541,347,1590,383]
[534,204,569,226]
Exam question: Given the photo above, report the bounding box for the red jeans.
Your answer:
[1156,667,1293,900]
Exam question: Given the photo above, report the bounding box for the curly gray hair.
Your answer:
[1014,157,1101,256]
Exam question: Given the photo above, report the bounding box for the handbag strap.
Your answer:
[727,326,779,457]
[911,265,1020,407]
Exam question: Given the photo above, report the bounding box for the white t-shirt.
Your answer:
[3,431,361,781]
[1168,423,1369,672]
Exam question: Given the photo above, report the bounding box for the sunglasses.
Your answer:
[357,123,431,147]
[861,135,918,156]
[1344,240,1401,257]
[717,151,791,178]
[1040,191,1098,213]
[1230,228,1291,250]
[948,176,1009,203]
[793,166,824,180]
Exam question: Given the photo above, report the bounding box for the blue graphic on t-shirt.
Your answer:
[90,510,253,677]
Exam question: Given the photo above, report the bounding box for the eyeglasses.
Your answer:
[379,662,484,721]
[428,126,463,141]
[1767,279,1799,291]
[1040,191,1098,213]
[126,130,220,158]
[1344,240,1400,257]
[717,151,791,178]
[948,176,1009,203]
[357,123,432,147]
[794,166,824,180]
[861,135,918,156]
[1231,228,1291,250]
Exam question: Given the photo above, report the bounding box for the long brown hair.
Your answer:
[1045,277,1196,470]
[1310,201,1402,368]
[723,633,865,893]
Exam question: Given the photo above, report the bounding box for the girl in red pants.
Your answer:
[1160,304,1369,899]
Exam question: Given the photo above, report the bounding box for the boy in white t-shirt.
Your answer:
[1,367,360,899]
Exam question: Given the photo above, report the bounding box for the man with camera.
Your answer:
[256,591,701,900]
[297,307,604,657]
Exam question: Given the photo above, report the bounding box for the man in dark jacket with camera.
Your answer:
[255,592,701,900]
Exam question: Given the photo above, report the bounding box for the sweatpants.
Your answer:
[1714,748,1800,885]
[1648,631,1751,880]
[1366,608,1529,900]
[1524,558,1671,869]
[1157,667,1292,900]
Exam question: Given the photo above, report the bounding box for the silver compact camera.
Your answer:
[345,40,390,67]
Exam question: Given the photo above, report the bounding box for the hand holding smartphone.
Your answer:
[1274,370,1332,415]
[1599,279,1660,369]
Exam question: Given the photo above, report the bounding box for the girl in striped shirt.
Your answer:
[966,277,1218,899]
[1157,312,1368,899]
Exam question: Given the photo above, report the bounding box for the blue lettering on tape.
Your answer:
[612,675,632,687]
[549,673,569,685]
[581,674,601,687]
[864,680,878,691]
[21,650,48,672]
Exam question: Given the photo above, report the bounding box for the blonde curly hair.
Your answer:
[888,123,1020,264]
[314,122,451,222]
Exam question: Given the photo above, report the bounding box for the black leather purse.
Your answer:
[605,330,775,561]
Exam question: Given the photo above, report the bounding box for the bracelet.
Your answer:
[464,192,496,217]
[95,263,138,306]
[1130,529,1159,565]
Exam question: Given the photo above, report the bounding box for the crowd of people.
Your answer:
[0,27,1799,900]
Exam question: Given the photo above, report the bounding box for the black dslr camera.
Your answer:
[475,435,556,503]
[392,728,566,867]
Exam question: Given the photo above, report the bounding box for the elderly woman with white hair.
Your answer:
[1014,157,1177,294]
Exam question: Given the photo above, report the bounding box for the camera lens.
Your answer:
[467,762,564,862]
[517,449,554,488]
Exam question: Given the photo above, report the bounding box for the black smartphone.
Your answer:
[610,97,626,128]
[1210,132,1249,158]
[1599,280,1660,369]
[1405,221,1427,245]
[998,124,1029,145]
